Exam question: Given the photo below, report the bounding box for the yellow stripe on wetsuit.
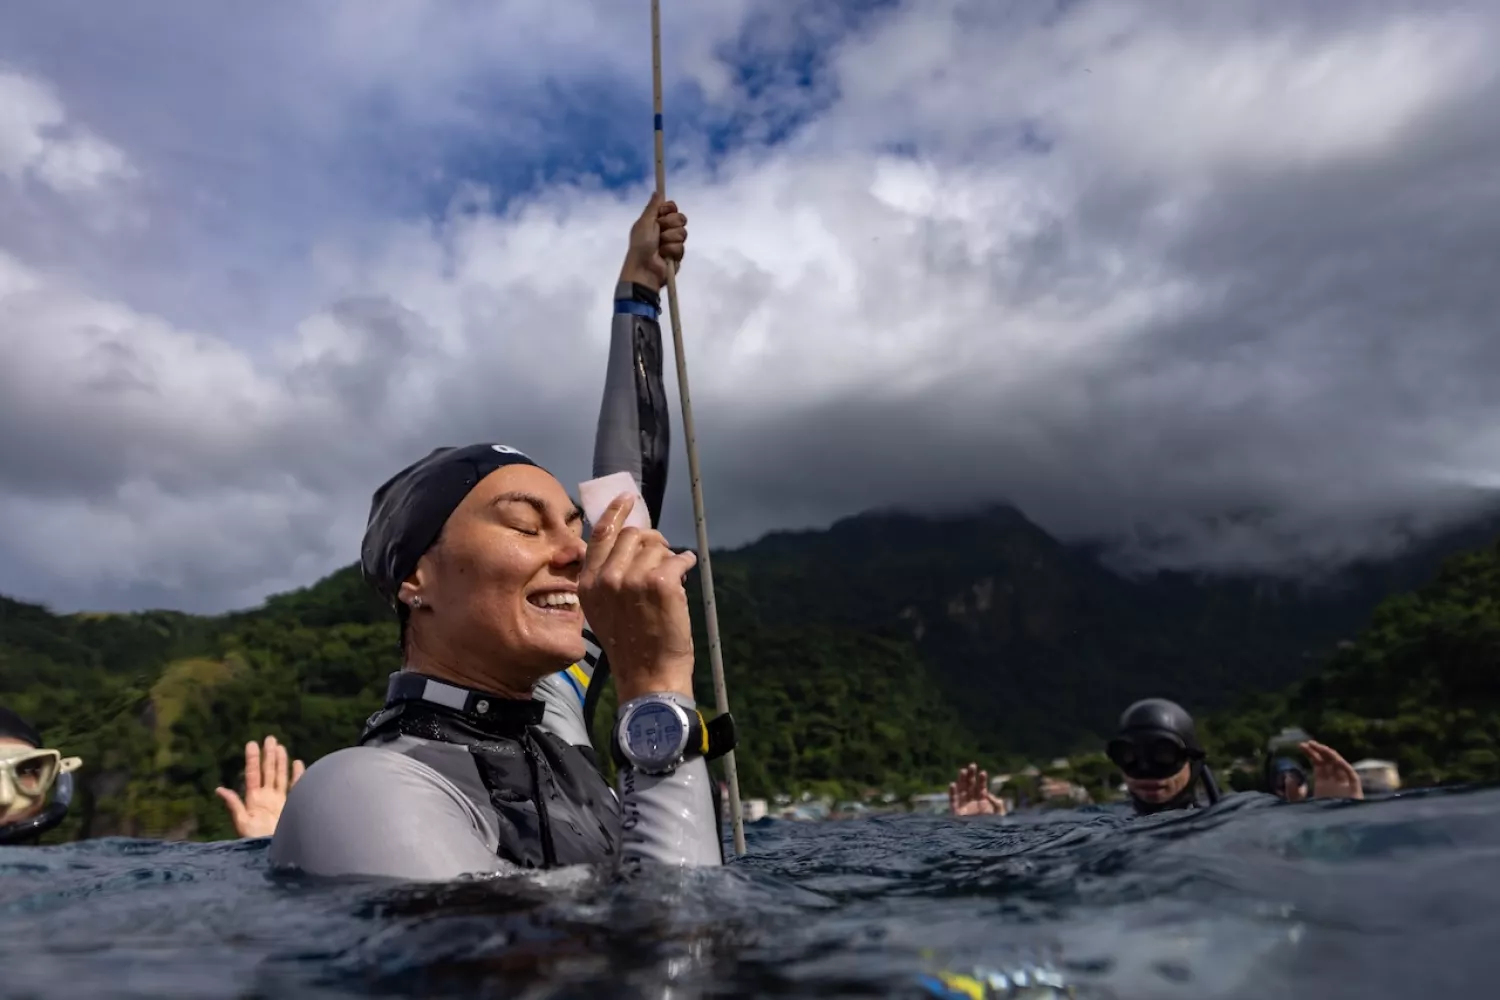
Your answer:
[564,663,591,704]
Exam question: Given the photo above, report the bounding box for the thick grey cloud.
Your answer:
[1,0,1499,613]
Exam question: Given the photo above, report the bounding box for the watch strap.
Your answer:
[703,711,736,762]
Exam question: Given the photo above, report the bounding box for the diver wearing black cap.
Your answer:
[270,194,731,881]
[1265,755,1310,802]
[1106,698,1222,815]
[0,707,82,846]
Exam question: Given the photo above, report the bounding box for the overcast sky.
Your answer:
[2,0,1499,613]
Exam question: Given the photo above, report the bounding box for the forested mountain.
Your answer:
[1205,537,1500,788]
[2,502,1497,841]
[704,504,1500,755]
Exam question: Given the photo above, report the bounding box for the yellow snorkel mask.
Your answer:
[0,745,82,844]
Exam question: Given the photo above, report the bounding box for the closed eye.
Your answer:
[491,492,586,535]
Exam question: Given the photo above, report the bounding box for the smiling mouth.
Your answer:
[528,591,580,612]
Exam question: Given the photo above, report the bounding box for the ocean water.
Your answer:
[2,787,1498,999]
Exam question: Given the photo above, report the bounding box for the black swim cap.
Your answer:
[1117,698,1201,751]
[361,443,541,608]
[0,706,41,747]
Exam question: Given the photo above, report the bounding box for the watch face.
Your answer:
[624,702,686,766]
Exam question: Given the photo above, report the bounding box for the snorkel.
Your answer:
[1199,763,1223,805]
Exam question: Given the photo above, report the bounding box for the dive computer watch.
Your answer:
[611,693,736,776]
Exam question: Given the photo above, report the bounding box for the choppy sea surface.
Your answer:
[2,786,1499,999]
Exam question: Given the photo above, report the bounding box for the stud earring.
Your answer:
[410,595,423,609]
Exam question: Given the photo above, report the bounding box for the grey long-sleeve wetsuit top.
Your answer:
[268,281,723,881]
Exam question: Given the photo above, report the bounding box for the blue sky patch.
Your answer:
[393,0,906,218]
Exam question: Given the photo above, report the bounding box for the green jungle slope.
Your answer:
[1205,537,1500,788]
[2,504,1497,841]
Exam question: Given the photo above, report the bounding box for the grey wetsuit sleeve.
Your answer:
[593,281,669,521]
[268,746,513,881]
[536,670,591,747]
[617,696,724,869]
[589,284,722,868]
[579,282,670,747]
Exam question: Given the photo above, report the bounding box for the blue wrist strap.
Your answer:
[614,298,659,319]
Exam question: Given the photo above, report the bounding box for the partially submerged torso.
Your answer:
[269,284,722,881]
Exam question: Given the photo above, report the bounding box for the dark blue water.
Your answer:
[2,787,1499,999]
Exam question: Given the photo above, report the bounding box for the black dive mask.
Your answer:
[1107,732,1201,781]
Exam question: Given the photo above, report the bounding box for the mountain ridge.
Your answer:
[694,502,1500,754]
[3,500,1499,840]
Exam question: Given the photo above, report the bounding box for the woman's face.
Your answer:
[408,464,590,683]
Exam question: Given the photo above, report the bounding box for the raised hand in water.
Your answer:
[216,735,305,838]
[1302,740,1364,801]
[949,762,1008,816]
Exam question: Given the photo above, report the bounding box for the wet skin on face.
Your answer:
[1124,761,1193,804]
[405,465,591,687]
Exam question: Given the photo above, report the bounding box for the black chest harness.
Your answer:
[360,672,621,870]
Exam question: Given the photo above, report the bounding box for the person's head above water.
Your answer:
[0,706,44,827]
[362,443,590,697]
[1267,756,1309,802]
[0,707,81,843]
[1106,698,1217,814]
